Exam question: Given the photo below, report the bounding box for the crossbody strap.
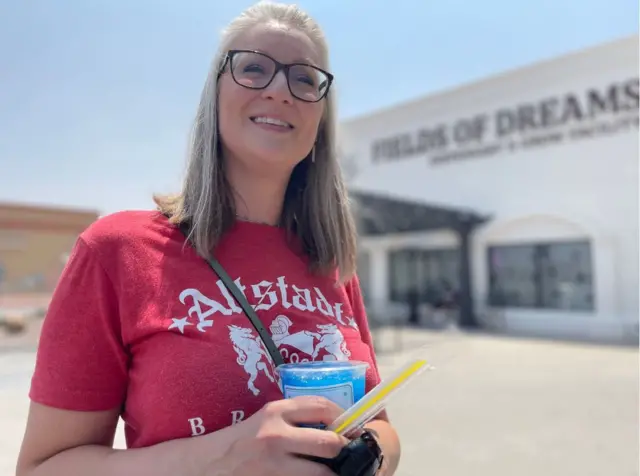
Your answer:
[178,223,285,367]
[205,256,285,367]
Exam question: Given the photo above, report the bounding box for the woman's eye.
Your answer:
[243,64,265,73]
[297,75,315,86]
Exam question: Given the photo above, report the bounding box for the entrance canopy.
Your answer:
[349,189,490,328]
[350,190,489,236]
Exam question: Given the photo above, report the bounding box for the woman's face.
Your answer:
[218,24,326,174]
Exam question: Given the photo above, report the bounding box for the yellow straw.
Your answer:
[332,359,428,434]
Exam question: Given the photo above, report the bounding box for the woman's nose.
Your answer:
[261,70,294,104]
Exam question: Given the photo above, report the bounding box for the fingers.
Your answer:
[256,425,347,460]
[254,397,350,462]
[276,396,346,426]
[285,426,349,459]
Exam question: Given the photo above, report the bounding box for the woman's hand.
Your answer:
[207,396,349,476]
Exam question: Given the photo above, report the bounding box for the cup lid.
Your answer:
[276,360,370,373]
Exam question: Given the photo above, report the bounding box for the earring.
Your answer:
[311,146,316,163]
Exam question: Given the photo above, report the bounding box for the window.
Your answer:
[388,248,460,304]
[488,240,594,311]
[488,244,538,307]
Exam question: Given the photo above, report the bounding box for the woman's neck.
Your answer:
[226,160,290,226]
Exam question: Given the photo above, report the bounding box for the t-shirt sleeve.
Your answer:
[345,274,382,392]
[29,237,129,411]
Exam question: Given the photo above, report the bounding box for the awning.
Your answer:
[350,190,490,236]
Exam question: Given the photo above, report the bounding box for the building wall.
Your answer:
[342,36,639,341]
[0,203,99,294]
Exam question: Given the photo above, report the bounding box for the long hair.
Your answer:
[154,1,357,282]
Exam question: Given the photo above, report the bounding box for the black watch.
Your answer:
[305,429,384,476]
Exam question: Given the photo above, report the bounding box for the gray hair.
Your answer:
[155,1,357,282]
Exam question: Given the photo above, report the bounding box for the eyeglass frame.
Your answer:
[219,49,334,103]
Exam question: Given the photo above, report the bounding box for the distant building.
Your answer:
[343,35,639,343]
[0,202,99,294]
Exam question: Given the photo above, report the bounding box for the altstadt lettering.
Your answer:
[371,78,639,164]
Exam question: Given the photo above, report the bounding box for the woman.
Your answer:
[16,2,401,475]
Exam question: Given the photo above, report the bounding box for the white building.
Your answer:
[342,35,639,343]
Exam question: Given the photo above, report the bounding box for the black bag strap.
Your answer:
[204,256,285,367]
[178,223,285,367]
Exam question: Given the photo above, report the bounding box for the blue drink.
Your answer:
[277,361,369,419]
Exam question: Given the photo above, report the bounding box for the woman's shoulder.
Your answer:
[80,209,174,253]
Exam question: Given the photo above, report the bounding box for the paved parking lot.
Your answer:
[1,329,638,476]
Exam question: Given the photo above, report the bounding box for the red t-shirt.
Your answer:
[29,211,381,449]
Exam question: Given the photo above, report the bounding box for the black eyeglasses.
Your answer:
[221,49,333,103]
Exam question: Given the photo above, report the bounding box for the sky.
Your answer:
[0,0,637,215]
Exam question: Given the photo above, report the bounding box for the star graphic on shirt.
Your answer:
[168,317,193,334]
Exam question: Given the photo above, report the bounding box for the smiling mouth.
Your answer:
[250,116,294,129]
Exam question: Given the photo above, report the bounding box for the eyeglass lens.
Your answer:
[230,51,330,102]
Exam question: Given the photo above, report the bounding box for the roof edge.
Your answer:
[342,34,638,125]
[0,200,100,218]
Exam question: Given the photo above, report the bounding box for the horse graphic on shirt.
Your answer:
[270,315,350,362]
[311,323,351,361]
[228,317,353,395]
[228,325,277,396]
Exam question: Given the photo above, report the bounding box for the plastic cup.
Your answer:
[276,361,370,411]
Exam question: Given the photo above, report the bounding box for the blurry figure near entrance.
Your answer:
[406,288,420,326]
[407,280,459,330]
